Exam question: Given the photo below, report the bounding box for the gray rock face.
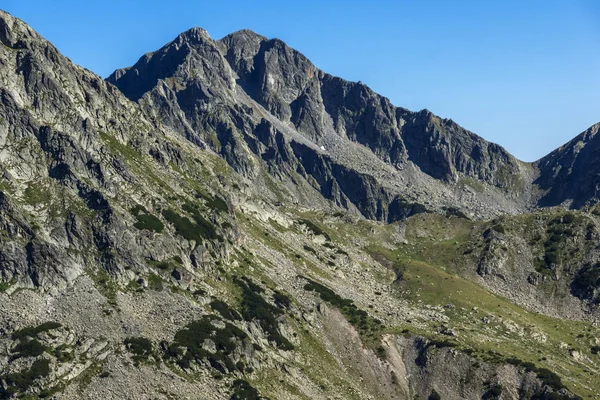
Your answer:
[535,122,600,208]
[0,11,235,292]
[107,27,534,221]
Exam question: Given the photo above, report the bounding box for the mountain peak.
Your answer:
[175,26,212,45]
[221,28,267,42]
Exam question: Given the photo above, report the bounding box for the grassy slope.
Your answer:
[362,213,600,398]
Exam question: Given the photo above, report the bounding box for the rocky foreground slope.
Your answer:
[1,9,600,400]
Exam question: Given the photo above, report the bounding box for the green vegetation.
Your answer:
[162,209,199,242]
[165,315,248,373]
[124,337,154,362]
[89,269,118,306]
[302,278,383,339]
[162,203,219,245]
[236,278,294,350]
[182,202,219,239]
[195,191,229,214]
[131,205,164,233]
[11,339,46,360]
[147,274,163,291]
[273,291,291,310]
[210,299,242,321]
[303,245,317,255]
[298,219,331,241]
[0,280,15,292]
[491,224,506,234]
[570,262,600,302]
[443,206,469,219]
[367,212,600,398]
[24,184,51,206]
[483,384,503,400]
[0,359,50,397]
[12,322,62,341]
[230,379,267,400]
[537,214,578,273]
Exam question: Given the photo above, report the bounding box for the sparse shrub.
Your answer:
[210,299,242,321]
[1,358,50,395]
[535,367,564,390]
[163,209,201,242]
[303,245,317,254]
[182,203,219,239]
[483,384,503,400]
[537,215,578,272]
[195,191,229,214]
[444,207,469,219]
[124,337,153,361]
[11,339,46,359]
[165,315,248,372]
[428,389,441,400]
[571,263,600,301]
[12,322,62,341]
[236,278,293,350]
[303,278,383,338]
[131,205,164,232]
[273,291,291,309]
[230,379,263,400]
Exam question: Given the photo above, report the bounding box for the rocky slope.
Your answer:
[0,9,599,400]
[535,122,600,208]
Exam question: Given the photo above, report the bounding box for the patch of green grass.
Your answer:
[370,243,600,398]
[302,278,383,340]
[99,132,141,161]
[147,274,163,291]
[163,204,220,245]
[89,269,118,306]
[24,184,51,206]
[131,205,164,233]
[0,280,15,292]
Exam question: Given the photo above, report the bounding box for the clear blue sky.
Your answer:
[3,0,600,161]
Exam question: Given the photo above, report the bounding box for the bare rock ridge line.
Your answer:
[107,26,600,218]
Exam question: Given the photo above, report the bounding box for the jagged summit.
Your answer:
[220,28,267,42]
[107,24,535,220]
[175,26,212,45]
